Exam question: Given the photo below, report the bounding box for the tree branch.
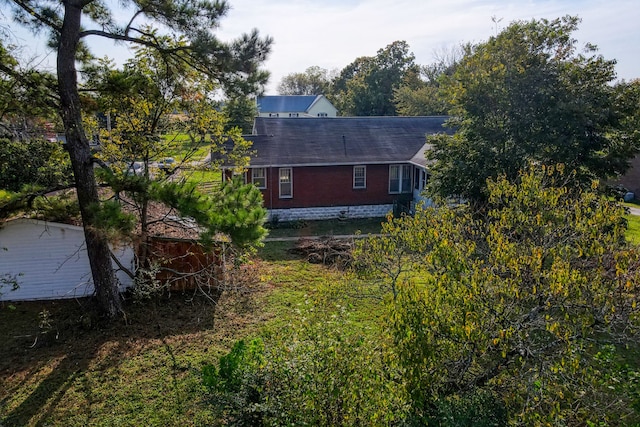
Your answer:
[79,29,161,47]
[110,250,135,279]
[124,10,145,36]
[9,0,63,32]
[0,184,77,218]
[0,63,59,109]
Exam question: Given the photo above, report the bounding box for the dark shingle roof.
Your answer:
[248,116,450,167]
[256,96,320,113]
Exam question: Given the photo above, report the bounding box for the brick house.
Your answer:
[235,116,450,221]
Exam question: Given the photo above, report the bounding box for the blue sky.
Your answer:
[2,0,638,94]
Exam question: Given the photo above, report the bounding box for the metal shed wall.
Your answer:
[0,219,134,301]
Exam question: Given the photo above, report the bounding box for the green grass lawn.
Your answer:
[265,217,386,239]
[0,240,383,426]
[626,214,640,245]
[182,168,221,191]
[621,200,640,244]
[0,219,387,424]
[162,133,210,161]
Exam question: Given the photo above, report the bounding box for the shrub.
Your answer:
[361,165,640,424]
[203,305,407,426]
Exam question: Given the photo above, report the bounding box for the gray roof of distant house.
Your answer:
[256,95,321,113]
[247,116,450,167]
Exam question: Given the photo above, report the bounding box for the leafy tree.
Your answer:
[1,0,272,318]
[0,40,73,218]
[393,47,462,116]
[393,77,446,117]
[277,65,333,95]
[0,41,59,140]
[223,95,258,134]
[0,137,72,193]
[88,45,266,288]
[330,41,418,116]
[356,165,640,424]
[426,16,640,203]
[612,78,640,150]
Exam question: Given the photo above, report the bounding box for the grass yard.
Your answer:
[0,227,385,426]
[182,168,222,191]
[622,200,640,244]
[0,258,324,426]
[162,133,211,161]
[1,294,248,426]
[3,208,640,426]
[265,217,386,239]
[626,214,640,245]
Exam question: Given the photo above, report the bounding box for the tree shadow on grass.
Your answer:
[0,292,243,426]
[3,354,91,426]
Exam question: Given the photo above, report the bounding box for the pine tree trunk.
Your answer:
[58,0,123,319]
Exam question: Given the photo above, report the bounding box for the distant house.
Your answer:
[614,154,640,197]
[234,116,450,221]
[0,219,134,301]
[256,95,338,118]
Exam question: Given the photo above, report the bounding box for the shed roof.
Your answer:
[247,116,450,167]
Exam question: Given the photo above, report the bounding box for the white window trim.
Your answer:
[251,167,267,189]
[353,165,366,189]
[389,164,412,194]
[421,170,428,191]
[279,167,293,199]
[414,168,428,192]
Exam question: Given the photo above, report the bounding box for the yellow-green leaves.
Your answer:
[362,165,640,423]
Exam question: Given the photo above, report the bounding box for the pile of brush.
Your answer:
[289,237,354,268]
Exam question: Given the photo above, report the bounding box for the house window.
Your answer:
[289,113,299,118]
[317,112,328,117]
[353,165,366,189]
[389,164,412,194]
[279,167,292,198]
[251,168,266,189]
[269,113,279,117]
[414,169,429,191]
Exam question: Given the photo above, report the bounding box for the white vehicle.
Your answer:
[157,157,175,170]
[126,161,145,176]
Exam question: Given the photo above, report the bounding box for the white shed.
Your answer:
[0,219,134,301]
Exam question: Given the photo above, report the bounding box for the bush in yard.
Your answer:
[202,338,267,426]
[203,304,407,426]
[357,164,640,424]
